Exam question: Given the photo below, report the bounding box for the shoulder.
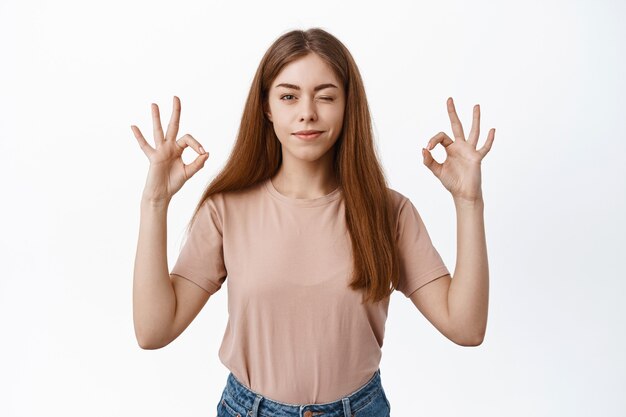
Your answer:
[385,187,428,233]
[221,180,266,203]
[386,186,411,213]
[201,180,267,216]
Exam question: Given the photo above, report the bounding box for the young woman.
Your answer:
[132,27,494,417]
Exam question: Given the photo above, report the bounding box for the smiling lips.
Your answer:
[293,130,324,140]
[294,130,323,135]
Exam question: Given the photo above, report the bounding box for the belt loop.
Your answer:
[341,397,351,417]
[250,394,262,417]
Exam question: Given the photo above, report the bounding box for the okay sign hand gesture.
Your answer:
[422,97,495,203]
[131,96,209,205]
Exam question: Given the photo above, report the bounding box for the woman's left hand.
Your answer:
[422,97,495,203]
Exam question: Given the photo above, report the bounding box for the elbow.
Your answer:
[137,338,163,350]
[455,330,486,347]
[449,325,486,347]
[448,316,487,347]
[135,330,170,350]
[134,317,174,350]
[459,336,484,347]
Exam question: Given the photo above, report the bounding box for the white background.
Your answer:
[2,0,625,416]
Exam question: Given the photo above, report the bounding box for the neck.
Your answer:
[271,167,338,199]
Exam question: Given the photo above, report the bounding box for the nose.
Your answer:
[299,97,318,122]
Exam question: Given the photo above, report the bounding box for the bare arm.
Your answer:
[133,198,213,349]
[132,198,176,349]
[410,198,488,346]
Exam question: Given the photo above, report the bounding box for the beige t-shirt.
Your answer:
[171,178,450,404]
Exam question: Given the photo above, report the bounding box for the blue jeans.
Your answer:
[216,368,391,417]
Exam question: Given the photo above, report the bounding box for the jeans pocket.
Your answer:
[219,391,250,417]
[352,389,389,417]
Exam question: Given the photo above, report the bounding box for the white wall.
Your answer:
[1,0,624,416]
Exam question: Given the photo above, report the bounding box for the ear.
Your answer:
[263,102,272,122]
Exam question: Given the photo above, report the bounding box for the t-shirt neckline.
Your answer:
[264,178,342,207]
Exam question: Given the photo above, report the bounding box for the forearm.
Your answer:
[133,198,176,349]
[448,197,489,345]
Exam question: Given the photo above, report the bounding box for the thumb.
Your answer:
[185,152,209,178]
[422,148,442,178]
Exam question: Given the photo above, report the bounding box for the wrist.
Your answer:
[453,195,484,208]
[141,195,171,210]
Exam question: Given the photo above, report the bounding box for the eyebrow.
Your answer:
[274,83,338,92]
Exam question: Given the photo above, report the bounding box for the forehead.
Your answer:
[271,53,341,89]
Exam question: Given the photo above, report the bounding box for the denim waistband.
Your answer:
[222,368,384,417]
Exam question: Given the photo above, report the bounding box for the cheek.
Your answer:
[274,120,291,137]
[330,109,345,130]
[271,120,291,142]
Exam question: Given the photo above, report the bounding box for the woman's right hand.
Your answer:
[131,96,209,205]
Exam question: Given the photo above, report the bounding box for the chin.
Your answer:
[283,145,334,161]
[290,151,328,162]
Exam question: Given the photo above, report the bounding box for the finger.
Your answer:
[152,103,165,144]
[422,147,443,178]
[477,128,495,159]
[131,125,155,158]
[467,104,480,147]
[426,131,454,150]
[184,152,210,179]
[447,97,466,141]
[176,133,208,156]
[165,96,181,142]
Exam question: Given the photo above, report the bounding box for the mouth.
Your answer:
[293,130,324,140]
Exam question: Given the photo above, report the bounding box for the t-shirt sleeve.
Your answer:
[395,197,450,298]
[170,197,227,295]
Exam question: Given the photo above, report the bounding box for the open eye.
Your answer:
[280,94,296,101]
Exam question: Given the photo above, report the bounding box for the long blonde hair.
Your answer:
[184,27,399,304]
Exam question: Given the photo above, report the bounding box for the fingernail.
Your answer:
[199,146,205,154]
